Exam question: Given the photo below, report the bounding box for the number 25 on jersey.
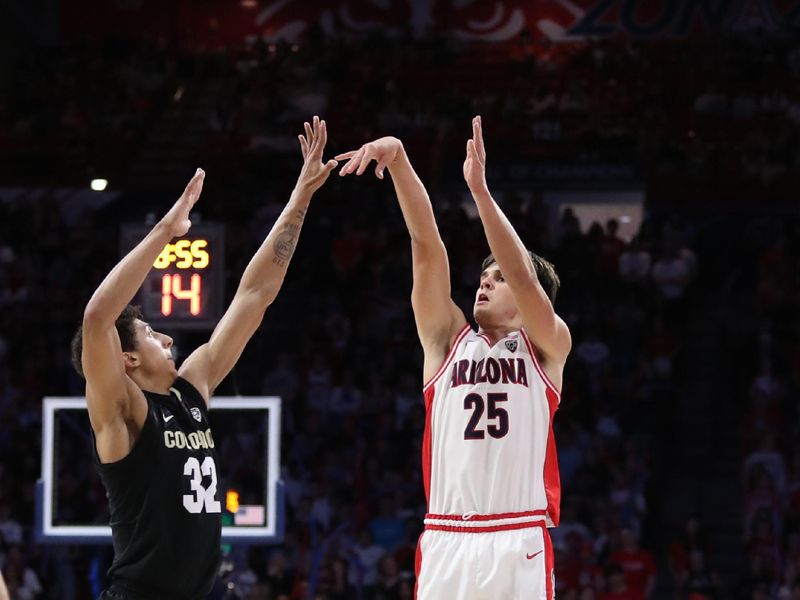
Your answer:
[464,392,510,440]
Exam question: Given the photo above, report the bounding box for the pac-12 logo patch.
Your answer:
[505,339,518,352]
[190,407,203,422]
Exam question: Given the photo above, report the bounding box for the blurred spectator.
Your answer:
[681,550,720,600]
[618,238,652,287]
[261,352,300,404]
[669,517,707,585]
[597,219,626,276]
[601,564,642,600]
[745,434,788,499]
[369,496,406,552]
[651,243,693,302]
[0,504,22,546]
[609,529,657,599]
[1,546,42,600]
[348,530,385,590]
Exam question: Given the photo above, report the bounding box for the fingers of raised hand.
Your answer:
[313,117,327,159]
[311,116,320,151]
[300,116,329,162]
[466,139,477,160]
[184,168,205,204]
[355,148,376,176]
[188,167,205,186]
[334,150,357,161]
[320,119,328,149]
[375,160,388,180]
[299,135,309,159]
[340,147,366,176]
[472,115,486,161]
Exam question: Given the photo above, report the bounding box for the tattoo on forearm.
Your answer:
[294,207,307,221]
[272,223,300,266]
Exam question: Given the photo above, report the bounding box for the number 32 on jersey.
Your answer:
[182,456,222,514]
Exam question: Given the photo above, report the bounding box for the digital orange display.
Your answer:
[153,240,210,270]
[121,224,224,330]
[161,274,202,316]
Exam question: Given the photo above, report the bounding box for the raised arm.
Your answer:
[464,117,571,375]
[82,170,205,460]
[179,116,337,400]
[336,137,466,382]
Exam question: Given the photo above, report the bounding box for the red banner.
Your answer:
[61,0,800,47]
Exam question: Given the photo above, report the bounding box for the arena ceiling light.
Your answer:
[90,178,108,191]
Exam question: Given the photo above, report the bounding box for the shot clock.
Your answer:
[121,224,225,330]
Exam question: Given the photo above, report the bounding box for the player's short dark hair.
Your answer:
[481,252,560,304]
[70,304,143,379]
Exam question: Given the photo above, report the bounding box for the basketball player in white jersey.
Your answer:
[337,116,571,599]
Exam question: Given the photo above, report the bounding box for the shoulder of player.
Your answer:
[519,327,566,394]
[421,322,472,389]
[89,380,153,464]
[426,321,471,357]
[520,317,571,362]
[86,377,148,424]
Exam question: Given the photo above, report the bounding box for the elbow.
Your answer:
[410,236,446,257]
[83,298,127,331]
[82,303,109,329]
[258,283,279,307]
[242,285,276,313]
[238,276,277,302]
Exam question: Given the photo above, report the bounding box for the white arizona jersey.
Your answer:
[421,325,562,526]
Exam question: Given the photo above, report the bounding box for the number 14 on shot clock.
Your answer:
[120,223,225,330]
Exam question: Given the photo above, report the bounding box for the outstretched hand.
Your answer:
[464,115,488,195]
[296,116,338,194]
[162,168,205,238]
[336,136,403,180]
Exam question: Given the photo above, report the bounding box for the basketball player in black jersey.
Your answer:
[70,117,337,600]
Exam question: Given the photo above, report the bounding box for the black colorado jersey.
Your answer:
[94,377,221,600]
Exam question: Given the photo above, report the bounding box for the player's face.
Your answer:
[130,319,177,378]
[473,264,521,329]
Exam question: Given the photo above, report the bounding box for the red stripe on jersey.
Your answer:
[422,324,471,393]
[519,328,562,527]
[422,386,435,504]
[520,328,561,398]
[544,527,555,600]
[543,386,562,526]
[425,510,547,522]
[421,325,470,507]
[425,521,545,534]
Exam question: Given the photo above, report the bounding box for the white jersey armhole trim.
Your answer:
[520,328,561,399]
[422,324,472,393]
